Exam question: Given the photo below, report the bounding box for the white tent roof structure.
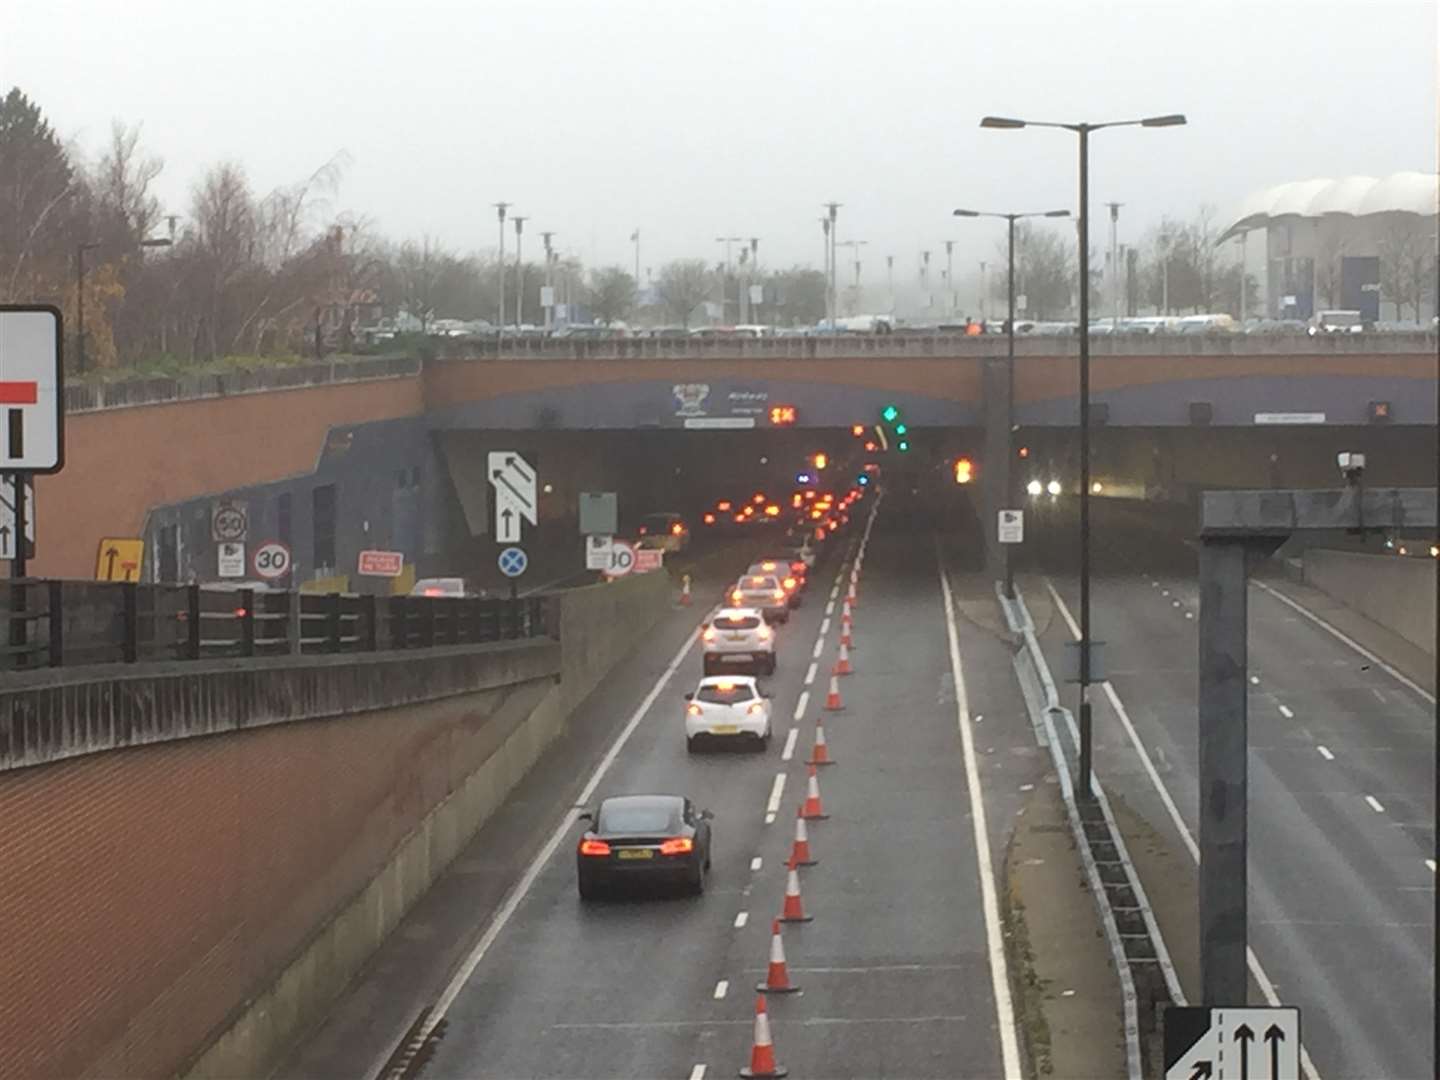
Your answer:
[1219,172,1438,241]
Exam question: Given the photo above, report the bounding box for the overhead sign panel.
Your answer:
[0,306,64,473]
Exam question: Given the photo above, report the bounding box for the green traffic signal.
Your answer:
[897,440,910,452]
[881,405,899,424]
[894,423,907,436]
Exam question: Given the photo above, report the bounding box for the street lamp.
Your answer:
[76,236,171,375]
[980,111,1186,799]
[954,207,1070,601]
[512,216,528,329]
[494,202,510,340]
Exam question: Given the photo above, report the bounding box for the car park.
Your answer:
[684,675,773,751]
[730,573,789,623]
[702,608,775,675]
[576,794,713,899]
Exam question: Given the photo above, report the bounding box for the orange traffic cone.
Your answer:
[824,673,844,711]
[757,919,802,994]
[800,765,829,820]
[805,719,835,767]
[846,582,858,608]
[779,866,814,923]
[840,624,854,649]
[789,812,817,866]
[679,574,692,606]
[841,603,853,626]
[832,640,852,676]
[740,994,789,1078]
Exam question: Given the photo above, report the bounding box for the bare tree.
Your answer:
[656,259,712,327]
[587,266,636,324]
[1002,221,1075,319]
[1379,218,1425,319]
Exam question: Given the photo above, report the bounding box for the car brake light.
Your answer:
[672,523,684,535]
[783,577,797,591]
[764,504,780,517]
[233,607,247,618]
[717,500,732,511]
[423,588,443,597]
[638,526,647,535]
[756,624,771,640]
[580,839,611,856]
[687,703,703,716]
[703,513,716,525]
[659,837,694,856]
[753,493,766,504]
[747,702,766,716]
[734,514,746,524]
[773,589,784,600]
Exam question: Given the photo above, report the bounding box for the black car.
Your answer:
[576,794,713,899]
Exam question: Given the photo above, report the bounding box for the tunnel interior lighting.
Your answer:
[753,493,766,504]
[1018,446,1029,459]
[894,423,907,436]
[703,512,716,525]
[764,504,780,517]
[769,405,798,426]
[716,499,732,512]
[1091,482,1103,494]
[857,475,869,485]
[864,441,877,452]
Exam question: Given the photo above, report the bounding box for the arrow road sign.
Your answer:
[1165,1006,1299,1080]
[495,494,523,543]
[0,476,35,560]
[488,451,538,526]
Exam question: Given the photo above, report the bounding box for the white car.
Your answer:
[703,607,776,675]
[730,573,789,623]
[684,675,772,751]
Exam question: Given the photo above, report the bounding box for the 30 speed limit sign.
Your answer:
[252,540,292,581]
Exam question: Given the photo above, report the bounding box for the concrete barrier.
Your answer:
[1302,548,1436,655]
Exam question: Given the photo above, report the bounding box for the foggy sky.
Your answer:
[6,0,1436,288]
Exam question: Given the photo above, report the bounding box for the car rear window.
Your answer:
[598,802,680,833]
[697,683,756,704]
[714,615,762,630]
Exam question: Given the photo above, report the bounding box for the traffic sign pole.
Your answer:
[11,471,27,577]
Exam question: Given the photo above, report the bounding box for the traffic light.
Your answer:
[954,457,974,484]
[881,404,899,424]
[894,423,907,436]
[897,440,910,453]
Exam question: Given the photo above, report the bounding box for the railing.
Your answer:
[64,353,421,414]
[1,579,551,671]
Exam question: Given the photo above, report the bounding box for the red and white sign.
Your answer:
[634,548,664,573]
[604,539,637,577]
[0,306,63,473]
[252,540,292,580]
[358,549,404,577]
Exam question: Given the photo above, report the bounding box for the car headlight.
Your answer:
[1046,480,1062,496]
[1026,479,1043,497]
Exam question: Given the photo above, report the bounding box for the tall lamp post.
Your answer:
[512,216,528,329]
[494,202,510,340]
[980,111,1185,798]
[954,207,1070,600]
[76,235,171,375]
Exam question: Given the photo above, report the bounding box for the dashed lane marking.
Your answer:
[1278,704,1295,719]
[794,689,810,719]
[734,911,749,928]
[1366,795,1386,814]
[825,600,835,616]
[750,857,762,872]
[781,727,799,762]
[689,1064,707,1080]
[1426,860,1436,873]
[765,773,786,817]
[804,662,818,686]
[712,980,728,1000]
[812,638,824,660]
[820,617,831,635]
[1317,745,1335,761]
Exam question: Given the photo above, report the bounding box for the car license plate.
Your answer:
[726,633,746,642]
[617,848,654,860]
[711,724,740,735]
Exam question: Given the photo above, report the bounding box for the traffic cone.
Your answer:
[756,919,802,994]
[806,719,835,767]
[788,812,818,866]
[824,673,844,711]
[800,765,829,820]
[832,640,852,676]
[779,866,813,923]
[840,623,854,649]
[739,995,789,1078]
[846,581,858,608]
[679,574,692,606]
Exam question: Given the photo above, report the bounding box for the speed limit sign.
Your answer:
[252,540,292,581]
[606,539,637,577]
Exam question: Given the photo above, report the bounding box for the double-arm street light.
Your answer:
[980,112,1185,798]
[76,235,172,375]
[953,207,1070,601]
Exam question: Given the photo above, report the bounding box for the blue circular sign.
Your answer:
[498,546,528,577]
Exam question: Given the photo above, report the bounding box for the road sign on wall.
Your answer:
[634,548,664,573]
[0,476,35,560]
[96,538,143,582]
[605,539,637,577]
[489,450,538,544]
[585,534,614,570]
[211,503,248,543]
[579,492,617,536]
[217,542,246,578]
[0,306,64,473]
[498,546,528,578]
[998,509,1024,544]
[253,540,292,580]
[358,549,404,577]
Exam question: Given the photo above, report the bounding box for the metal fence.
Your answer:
[1,580,551,671]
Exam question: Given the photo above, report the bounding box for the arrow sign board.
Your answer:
[495,499,523,544]
[1165,1006,1299,1080]
[0,476,35,561]
[998,508,1024,544]
[488,451,538,537]
[0,306,63,474]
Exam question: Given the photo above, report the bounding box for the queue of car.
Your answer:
[575,496,854,900]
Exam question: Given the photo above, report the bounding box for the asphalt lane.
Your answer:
[1037,571,1434,1080]
[417,497,1015,1080]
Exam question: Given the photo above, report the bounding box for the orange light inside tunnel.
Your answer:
[813,453,828,470]
[671,523,684,535]
[733,514,746,524]
[703,513,716,525]
[792,493,803,508]
[1018,446,1030,459]
[810,509,822,519]
[743,505,755,517]
[864,441,877,452]
[717,500,732,511]
[764,504,780,517]
[805,491,816,501]
[954,458,974,484]
[852,425,865,437]
[753,493,766,504]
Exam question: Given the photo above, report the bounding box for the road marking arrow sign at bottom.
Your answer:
[1165,1006,1299,1080]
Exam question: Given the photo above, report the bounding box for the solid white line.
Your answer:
[794,689,810,718]
[1043,578,1324,1080]
[820,617,831,635]
[1366,795,1386,814]
[712,980,728,1000]
[1317,745,1335,761]
[804,661,818,685]
[939,558,1021,1077]
[418,625,701,1041]
[689,1064,708,1080]
[1278,704,1295,719]
[750,857,763,872]
[781,727,799,761]
[1254,580,1435,705]
[812,638,824,660]
[765,772,787,815]
[734,911,749,928]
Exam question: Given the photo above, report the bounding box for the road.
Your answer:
[290,491,1030,1080]
[1037,569,1435,1080]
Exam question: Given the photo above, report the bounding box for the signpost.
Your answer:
[489,450,538,544]
[358,549,404,577]
[252,540,292,581]
[1164,1006,1299,1080]
[96,538,143,582]
[1,305,63,585]
[497,546,528,578]
[211,503,248,544]
[605,539,637,577]
[585,534,614,570]
[217,542,246,578]
[0,477,35,561]
[579,492,618,536]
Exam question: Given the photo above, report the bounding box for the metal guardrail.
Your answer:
[1,579,550,671]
